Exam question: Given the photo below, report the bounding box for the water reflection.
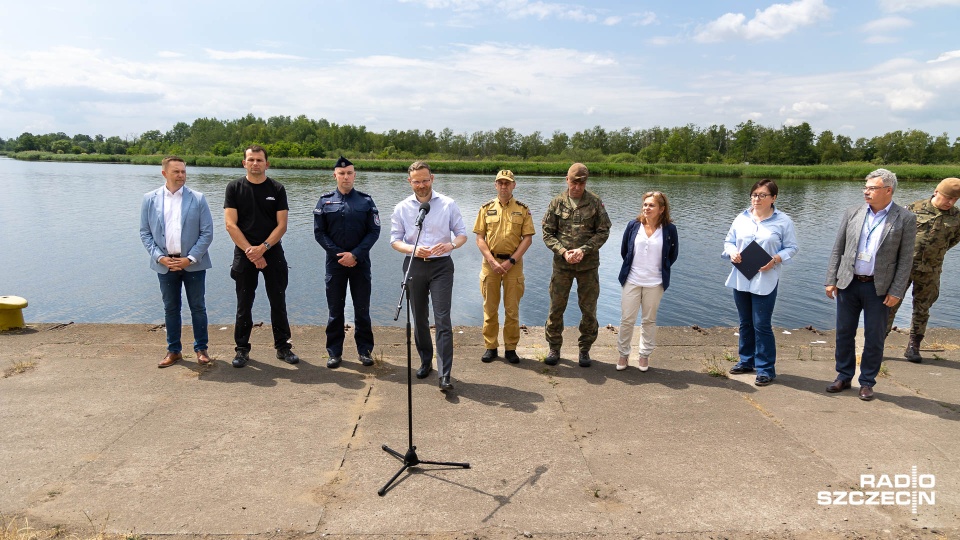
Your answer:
[1,158,956,330]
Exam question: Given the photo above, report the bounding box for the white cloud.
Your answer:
[156,51,184,58]
[779,101,829,117]
[694,0,832,42]
[861,16,913,32]
[204,49,304,61]
[400,0,613,23]
[929,50,960,63]
[880,0,960,13]
[3,42,960,141]
[630,11,658,26]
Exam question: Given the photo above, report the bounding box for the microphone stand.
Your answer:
[378,209,470,496]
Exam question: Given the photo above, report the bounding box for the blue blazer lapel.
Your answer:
[153,188,167,249]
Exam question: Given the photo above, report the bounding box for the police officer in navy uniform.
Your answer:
[314,156,381,368]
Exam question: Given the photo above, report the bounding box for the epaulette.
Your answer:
[514,199,529,209]
[319,190,337,199]
[481,198,498,208]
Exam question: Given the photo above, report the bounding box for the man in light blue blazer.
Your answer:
[825,168,916,401]
[140,156,214,368]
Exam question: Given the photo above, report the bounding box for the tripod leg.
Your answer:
[418,459,471,469]
[381,444,405,461]
[378,463,411,496]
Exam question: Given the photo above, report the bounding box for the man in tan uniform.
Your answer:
[473,170,535,364]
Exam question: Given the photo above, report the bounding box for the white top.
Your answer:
[390,191,467,258]
[162,186,183,257]
[627,225,663,287]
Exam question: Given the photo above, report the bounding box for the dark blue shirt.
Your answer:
[313,188,380,264]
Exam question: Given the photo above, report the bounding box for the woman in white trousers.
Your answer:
[617,192,679,371]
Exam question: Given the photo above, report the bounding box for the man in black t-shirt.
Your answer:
[224,145,299,367]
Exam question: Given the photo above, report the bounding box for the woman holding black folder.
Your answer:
[722,179,799,386]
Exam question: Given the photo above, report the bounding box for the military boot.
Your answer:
[904,333,923,363]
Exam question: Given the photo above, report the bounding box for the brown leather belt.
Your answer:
[854,275,874,282]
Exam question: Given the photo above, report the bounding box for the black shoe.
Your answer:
[905,334,922,363]
[439,375,453,392]
[505,350,520,364]
[359,353,374,367]
[729,363,755,375]
[481,349,497,363]
[578,351,592,367]
[232,350,249,368]
[544,349,560,366]
[416,363,433,379]
[327,356,342,368]
[277,349,300,365]
[755,375,774,386]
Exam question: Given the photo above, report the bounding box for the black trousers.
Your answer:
[231,246,292,352]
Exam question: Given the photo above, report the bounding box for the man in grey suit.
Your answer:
[140,156,214,368]
[824,168,916,401]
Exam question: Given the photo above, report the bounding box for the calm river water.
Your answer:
[1,157,957,330]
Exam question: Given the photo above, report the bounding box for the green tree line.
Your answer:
[3,115,959,166]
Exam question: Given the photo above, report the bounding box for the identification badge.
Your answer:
[857,251,872,262]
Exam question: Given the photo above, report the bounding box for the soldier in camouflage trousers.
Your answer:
[887,177,960,363]
[542,163,612,367]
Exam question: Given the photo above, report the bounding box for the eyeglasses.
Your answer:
[863,186,888,192]
[750,193,771,200]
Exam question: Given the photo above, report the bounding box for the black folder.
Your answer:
[732,240,773,280]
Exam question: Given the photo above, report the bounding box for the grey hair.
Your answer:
[866,168,898,191]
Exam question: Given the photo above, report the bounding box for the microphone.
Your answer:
[414,201,431,227]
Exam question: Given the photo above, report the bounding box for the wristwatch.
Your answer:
[508,257,516,265]
[262,241,271,250]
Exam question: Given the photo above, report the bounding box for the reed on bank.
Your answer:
[5,151,957,180]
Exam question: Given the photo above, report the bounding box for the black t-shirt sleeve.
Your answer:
[224,180,238,209]
[274,182,290,212]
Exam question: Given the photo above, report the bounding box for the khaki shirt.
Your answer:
[910,198,960,272]
[473,197,535,256]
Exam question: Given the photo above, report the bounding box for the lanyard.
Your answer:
[864,212,887,245]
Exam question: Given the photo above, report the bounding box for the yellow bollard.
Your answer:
[0,296,28,331]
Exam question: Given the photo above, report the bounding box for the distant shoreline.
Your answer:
[4,151,954,180]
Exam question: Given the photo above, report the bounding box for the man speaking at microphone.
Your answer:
[390,161,468,392]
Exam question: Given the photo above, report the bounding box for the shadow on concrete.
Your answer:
[196,355,367,390]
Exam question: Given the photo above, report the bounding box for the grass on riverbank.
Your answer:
[6,151,958,180]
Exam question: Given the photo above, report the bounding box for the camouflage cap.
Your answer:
[567,163,588,183]
[496,169,516,183]
[936,177,960,198]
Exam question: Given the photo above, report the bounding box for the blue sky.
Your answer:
[1,0,959,141]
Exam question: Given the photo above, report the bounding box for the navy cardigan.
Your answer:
[618,220,679,289]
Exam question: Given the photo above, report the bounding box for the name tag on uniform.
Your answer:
[857,251,872,262]
[486,210,498,216]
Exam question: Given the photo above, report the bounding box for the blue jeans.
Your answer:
[835,279,889,387]
[158,269,208,353]
[732,286,778,378]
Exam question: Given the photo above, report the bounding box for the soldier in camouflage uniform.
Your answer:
[887,177,960,363]
[542,163,612,367]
